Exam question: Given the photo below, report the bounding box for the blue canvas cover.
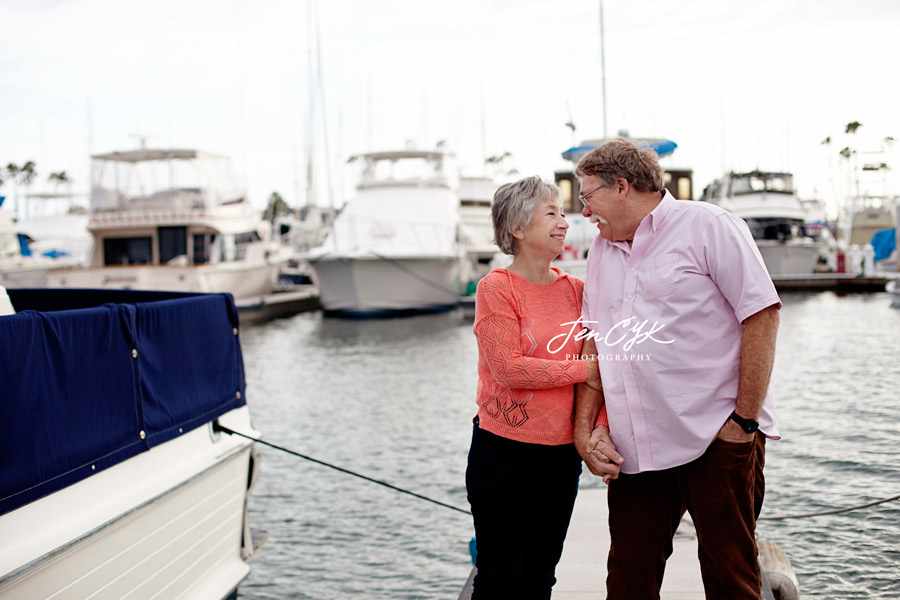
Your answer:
[0,289,246,516]
[871,228,896,262]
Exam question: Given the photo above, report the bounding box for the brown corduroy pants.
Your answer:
[606,433,766,600]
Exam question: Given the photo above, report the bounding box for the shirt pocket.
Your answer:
[640,253,681,300]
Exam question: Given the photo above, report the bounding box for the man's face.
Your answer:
[579,174,617,240]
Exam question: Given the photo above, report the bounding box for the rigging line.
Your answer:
[214,422,472,517]
[758,493,900,521]
[369,251,461,298]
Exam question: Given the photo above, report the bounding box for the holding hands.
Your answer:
[575,423,624,484]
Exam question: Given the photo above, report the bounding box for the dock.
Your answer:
[235,285,320,323]
[459,486,785,599]
[771,272,898,292]
[458,486,706,599]
[554,487,704,599]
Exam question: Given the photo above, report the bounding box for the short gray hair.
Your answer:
[491,176,561,255]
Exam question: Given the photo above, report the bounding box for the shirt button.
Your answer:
[630,267,636,272]
[627,294,633,300]
[627,382,634,387]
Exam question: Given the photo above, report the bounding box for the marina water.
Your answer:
[237,291,900,599]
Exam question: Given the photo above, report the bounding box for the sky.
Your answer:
[2,0,900,219]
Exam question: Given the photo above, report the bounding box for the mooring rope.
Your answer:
[216,422,899,521]
[214,423,472,516]
[369,251,462,299]
[759,492,900,521]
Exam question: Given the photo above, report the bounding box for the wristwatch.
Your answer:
[729,411,759,434]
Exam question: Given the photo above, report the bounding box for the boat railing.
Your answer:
[357,178,452,191]
[90,185,246,214]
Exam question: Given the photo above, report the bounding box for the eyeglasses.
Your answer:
[578,184,608,207]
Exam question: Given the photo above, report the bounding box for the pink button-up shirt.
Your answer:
[582,190,781,474]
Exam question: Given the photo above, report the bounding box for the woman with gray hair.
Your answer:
[465,176,619,599]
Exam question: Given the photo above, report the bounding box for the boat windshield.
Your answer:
[731,172,794,195]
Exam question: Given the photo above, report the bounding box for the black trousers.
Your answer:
[466,419,582,600]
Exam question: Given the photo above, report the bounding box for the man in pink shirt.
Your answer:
[573,139,781,600]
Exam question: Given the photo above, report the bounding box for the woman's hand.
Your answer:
[585,356,603,391]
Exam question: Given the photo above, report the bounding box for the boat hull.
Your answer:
[309,255,462,316]
[0,408,259,600]
[756,240,821,276]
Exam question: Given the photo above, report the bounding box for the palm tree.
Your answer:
[4,163,21,217]
[48,171,71,188]
[263,191,290,223]
[18,161,37,219]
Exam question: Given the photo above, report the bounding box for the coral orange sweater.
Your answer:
[473,268,607,445]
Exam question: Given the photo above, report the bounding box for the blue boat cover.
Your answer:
[561,138,678,162]
[0,289,246,516]
[871,228,896,262]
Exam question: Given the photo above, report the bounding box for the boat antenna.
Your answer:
[129,134,155,149]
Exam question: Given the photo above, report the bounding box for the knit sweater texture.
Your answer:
[473,267,607,445]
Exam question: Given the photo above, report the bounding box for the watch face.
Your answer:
[731,412,759,434]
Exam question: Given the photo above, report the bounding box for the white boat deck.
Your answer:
[554,486,704,599]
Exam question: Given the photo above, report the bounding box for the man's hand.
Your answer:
[575,425,624,484]
[716,418,755,443]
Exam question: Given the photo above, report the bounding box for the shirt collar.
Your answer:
[647,189,676,234]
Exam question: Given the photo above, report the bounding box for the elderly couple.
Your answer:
[465,139,781,600]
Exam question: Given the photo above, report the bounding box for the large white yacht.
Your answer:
[305,149,464,316]
[699,171,822,275]
[47,148,287,299]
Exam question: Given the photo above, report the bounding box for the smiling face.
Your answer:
[513,195,569,258]
[579,174,619,239]
[579,174,647,242]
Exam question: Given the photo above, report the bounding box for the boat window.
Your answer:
[222,235,236,262]
[193,234,208,264]
[558,179,574,212]
[732,173,794,195]
[364,157,442,184]
[159,227,187,264]
[103,237,152,265]
[676,177,692,200]
[233,231,261,261]
[731,175,765,195]
[764,174,793,193]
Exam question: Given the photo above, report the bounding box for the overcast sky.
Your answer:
[2,0,899,217]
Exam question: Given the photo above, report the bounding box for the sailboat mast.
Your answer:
[599,0,608,139]
[305,0,316,210]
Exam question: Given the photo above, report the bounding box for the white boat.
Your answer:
[1,203,82,287]
[700,171,822,275]
[0,287,265,599]
[46,148,287,300]
[305,149,464,316]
